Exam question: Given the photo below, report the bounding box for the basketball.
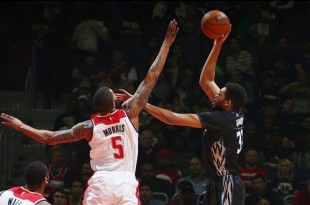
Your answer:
[201,10,230,39]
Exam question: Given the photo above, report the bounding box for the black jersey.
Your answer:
[197,110,244,179]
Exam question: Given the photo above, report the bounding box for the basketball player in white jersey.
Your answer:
[0,161,50,205]
[1,19,179,205]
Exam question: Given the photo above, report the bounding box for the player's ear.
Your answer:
[45,176,49,184]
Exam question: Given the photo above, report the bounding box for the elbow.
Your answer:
[199,79,208,90]
[41,137,51,145]
[164,113,178,125]
[199,79,213,89]
[199,78,204,87]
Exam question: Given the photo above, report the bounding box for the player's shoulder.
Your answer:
[73,120,93,129]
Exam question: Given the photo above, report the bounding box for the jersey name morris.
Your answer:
[103,124,125,136]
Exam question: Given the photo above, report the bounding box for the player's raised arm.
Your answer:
[1,113,92,145]
[122,19,179,126]
[199,26,231,102]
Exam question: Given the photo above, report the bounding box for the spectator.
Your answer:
[257,71,280,106]
[175,156,208,195]
[269,159,300,199]
[45,145,73,198]
[224,37,255,78]
[245,174,284,205]
[240,147,269,194]
[71,51,104,92]
[294,38,310,76]
[279,69,310,114]
[139,180,167,205]
[103,48,138,87]
[51,188,67,205]
[292,177,310,205]
[65,178,84,205]
[137,162,174,198]
[257,198,271,205]
[276,97,302,138]
[236,3,279,44]
[73,7,109,65]
[79,161,93,189]
[296,135,310,170]
[136,129,160,178]
[154,149,182,190]
[269,134,297,164]
[170,180,198,205]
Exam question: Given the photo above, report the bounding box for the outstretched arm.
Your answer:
[199,26,231,102]
[117,89,202,128]
[122,19,179,128]
[1,113,92,145]
[144,103,202,128]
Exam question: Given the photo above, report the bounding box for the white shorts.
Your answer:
[82,171,139,205]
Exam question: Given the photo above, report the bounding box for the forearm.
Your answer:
[144,103,175,125]
[132,43,170,107]
[199,44,222,100]
[199,44,222,84]
[147,42,170,80]
[19,123,54,144]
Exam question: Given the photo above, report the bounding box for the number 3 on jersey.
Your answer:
[111,136,124,159]
[236,130,243,154]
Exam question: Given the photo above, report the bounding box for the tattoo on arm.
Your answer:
[47,120,92,145]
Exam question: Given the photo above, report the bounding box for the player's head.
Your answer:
[213,82,247,110]
[24,161,49,190]
[92,87,116,114]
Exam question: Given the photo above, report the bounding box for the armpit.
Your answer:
[72,120,93,141]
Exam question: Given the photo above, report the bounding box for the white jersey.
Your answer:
[0,186,47,205]
[89,109,138,173]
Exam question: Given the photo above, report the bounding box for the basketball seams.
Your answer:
[201,10,230,39]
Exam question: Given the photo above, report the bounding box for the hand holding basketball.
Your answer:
[201,10,231,39]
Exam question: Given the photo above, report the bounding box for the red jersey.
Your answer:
[155,168,181,188]
[0,186,47,205]
[44,163,68,197]
[292,189,310,205]
[239,166,268,181]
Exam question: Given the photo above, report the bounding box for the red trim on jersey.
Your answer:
[9,187,46,203]
[92,109,126,125]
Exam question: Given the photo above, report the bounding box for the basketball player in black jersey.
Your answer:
[117,25,247,205]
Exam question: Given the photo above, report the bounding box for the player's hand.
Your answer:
[115,89,133,102]
[163,19,179,47]
[1,113,24,131]
[214,24,231,46]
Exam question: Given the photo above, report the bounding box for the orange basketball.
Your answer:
[201,10,230,39]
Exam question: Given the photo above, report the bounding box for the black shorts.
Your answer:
[197,175,245,205]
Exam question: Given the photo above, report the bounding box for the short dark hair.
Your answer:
[225,83,247,110]
[70,176,84,188]
[139,180,153,190]
[92,87,114,113]
[251,174,266,183]
[24,161,48,187]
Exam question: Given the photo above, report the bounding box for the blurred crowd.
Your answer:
[2,1,310,205]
